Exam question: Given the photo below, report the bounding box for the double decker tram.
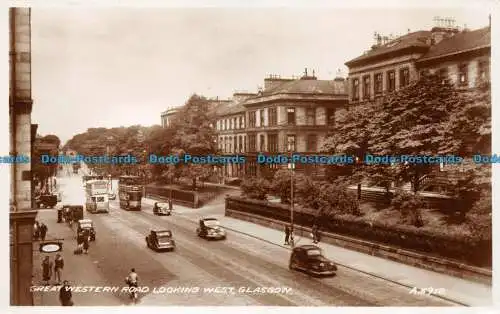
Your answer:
[118,175,143,210]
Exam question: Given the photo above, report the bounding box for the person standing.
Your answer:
[40,223,48,241]
[284,225,290,245]
[59,280,73,306]
[33,221,40,241]
[168,198,173,211]
[54,254,64,284]
[76,232,84,254]
[41,256,53,285]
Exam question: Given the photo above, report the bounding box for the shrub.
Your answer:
[466,192,492,241]
[391,190,424,227]
[318,182,361,217]
[240,177,270,200]
[270,169,304,204]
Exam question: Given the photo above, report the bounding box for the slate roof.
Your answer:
[262,78,347,96]
[417,27,490,62]
[214,99,247,117]
[345,31,432,66]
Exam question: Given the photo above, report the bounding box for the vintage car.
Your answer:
[35,194,58,209]
[289,245,337,276]
[145,229,176,251]
[63,205,84,223]
[108,192,116,200]
[153,202,172,216]
[196,218,226,240]
[77,219,96,241]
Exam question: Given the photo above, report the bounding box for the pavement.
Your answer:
[30,166,489,306]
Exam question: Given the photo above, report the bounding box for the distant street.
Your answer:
[32,166,456,306]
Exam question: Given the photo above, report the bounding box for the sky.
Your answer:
[30,6,491,144]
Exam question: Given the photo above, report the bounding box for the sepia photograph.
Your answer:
[8,1,494,308]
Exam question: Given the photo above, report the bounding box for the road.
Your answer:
[35,169,456,306]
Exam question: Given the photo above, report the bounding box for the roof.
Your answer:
[417,27,490,62]
[345,31,432,66]
[214,99,247,117]
[262,78,347,96]
[296,245,320,250]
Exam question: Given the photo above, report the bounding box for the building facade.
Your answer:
[161,107,181,128]
[215,72,348,179]
[9,7,37,306]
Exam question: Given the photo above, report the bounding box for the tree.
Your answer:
[240,177,270,200]
[170,94,217,189]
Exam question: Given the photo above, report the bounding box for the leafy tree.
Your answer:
[170,94,217,189]
[270,169,306,204]
[391,190,424,227]
[240,177,270,200]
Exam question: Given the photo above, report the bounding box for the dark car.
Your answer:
[64,205,84,223]
[196,218,226,240]
[289,245,337,276]
[146,230,175,251]
[77,219,96,241]
[35,194,58,209]
[153,202,172,216]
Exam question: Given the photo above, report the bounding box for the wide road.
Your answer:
[53,171,454,306]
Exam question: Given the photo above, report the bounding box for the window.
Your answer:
[287,135,296,152]
[439,67,448,84]
[352,78,360,100]
[249,111,256,128]
[248,134,256,152]
[399,68,410,87]
[268,134,278,152]
[287,108,296,125]
[374,73,383,95]
[387,71,395,92]
[233,118,237,129]
[362,75,370,99]
[260,109,265,127]
[260,134,265,151]
[240,116,245,129]
[219,137,223,150]
[224,137,227,153]
[327,108,336,125]
[228,136,232,153]
[239,135,243,152]
[306,134,318,152]
[268,107,277,126]
[306,108,315,125]
[459,64,468,86]
[243,136,246,152]
[478,61,489,82]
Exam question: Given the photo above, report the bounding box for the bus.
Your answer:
[85,179,110,213]
[118,175,142,210]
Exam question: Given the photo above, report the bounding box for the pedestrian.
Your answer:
[41,256,53,285]
[83,231,90,254]
[54,253,64,285]
[311,224,318,244]
[284,225,290,245]
[168,198,173,211]
[33,221,40,241]
[40,223,48,241]
[76,232,84,254]
[59,280,73,306]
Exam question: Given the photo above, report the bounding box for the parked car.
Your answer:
[153,202,172,216]
[289,245,337,276]
[146,229,175,251]
[108,192,116,200]
[77,219,96,241]
[35,194,58,209]
[196,218,226,240]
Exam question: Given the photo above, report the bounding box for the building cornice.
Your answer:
[244,94,347,107]
[415,45,490,66]
[345,46,430,68]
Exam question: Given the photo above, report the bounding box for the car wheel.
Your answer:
[289,261,295,270]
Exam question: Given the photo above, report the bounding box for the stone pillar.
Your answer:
[10,7,36,306]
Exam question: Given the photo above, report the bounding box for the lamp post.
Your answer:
[288,142,295,247]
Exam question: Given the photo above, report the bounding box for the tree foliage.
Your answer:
[240,177,270,200]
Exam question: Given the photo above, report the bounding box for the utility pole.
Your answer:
[288,147,295,247]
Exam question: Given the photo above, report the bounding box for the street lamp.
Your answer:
[288,139,296,247]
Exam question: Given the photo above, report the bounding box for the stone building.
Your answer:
[9,7,37,306]
[161,106,181,128]
[214,71,348,179]
[415,26,490,88]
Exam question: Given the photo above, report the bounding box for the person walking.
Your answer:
[41,256,53,285]
[83,231,90,254]
[284,225,290,245]
[54,254,64,284]
[311,224,318,244]
[59,280,73,306]
[39,223,48,242]
[76,232,84,254]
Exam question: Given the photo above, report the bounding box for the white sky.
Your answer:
[30,6,491,143]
